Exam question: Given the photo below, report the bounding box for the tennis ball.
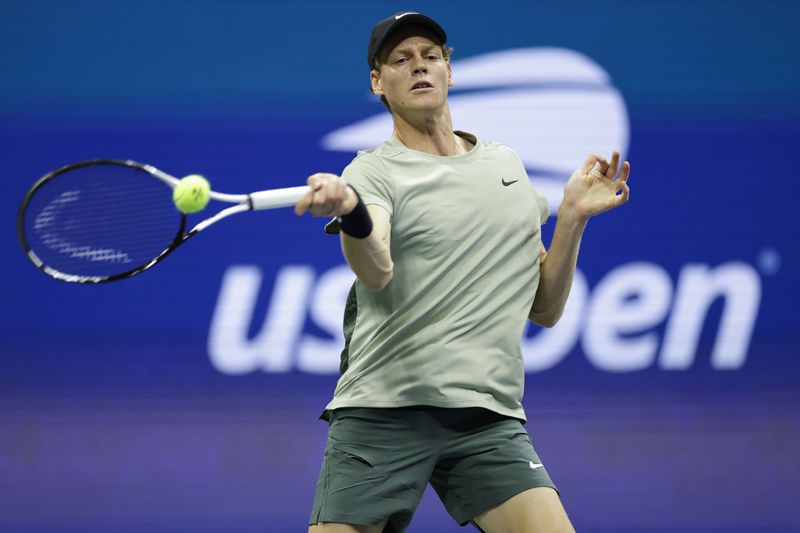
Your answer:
[173,174,210,214]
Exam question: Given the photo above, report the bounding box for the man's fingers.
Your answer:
[299,173,352,217]
[294,189,314,215]
[616,182,630,205]
[589,159,611,184]
[621,160,631,182]
[580,152,625,178]
[307,174,323,191]
[298,174,326,215]
[311,185,332,217]
[595,157,609,175]
[607,150,620,179]
[332,179,346,214]
[580,154,601,174]
[328,179,348,215]
[586,154,609,180]
[614,162,631,205]
[324,179,344,215]
[613,161,631,190]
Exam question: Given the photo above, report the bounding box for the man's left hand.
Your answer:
[561,150,631,221]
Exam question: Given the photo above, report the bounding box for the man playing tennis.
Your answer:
[295,11,630,533]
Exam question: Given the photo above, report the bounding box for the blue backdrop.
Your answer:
[2,1,799,531]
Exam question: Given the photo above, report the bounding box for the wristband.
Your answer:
[336,187,373,238]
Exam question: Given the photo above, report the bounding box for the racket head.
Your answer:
[17,159,187,283]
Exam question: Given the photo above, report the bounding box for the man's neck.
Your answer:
[391,105,469,156]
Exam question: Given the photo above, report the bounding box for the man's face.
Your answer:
[371,27,453,114]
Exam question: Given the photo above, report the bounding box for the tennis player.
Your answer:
[295,11,630,533]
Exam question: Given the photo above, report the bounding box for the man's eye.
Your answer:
[395,58,407,64]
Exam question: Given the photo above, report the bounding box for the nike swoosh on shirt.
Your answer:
[502,178,519,186]
[529,461,544,469]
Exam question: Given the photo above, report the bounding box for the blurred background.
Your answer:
[2,1,799,531]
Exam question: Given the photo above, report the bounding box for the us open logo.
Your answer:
[321,47,630,212]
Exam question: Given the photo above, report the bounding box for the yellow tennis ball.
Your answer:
[173,174,210,214]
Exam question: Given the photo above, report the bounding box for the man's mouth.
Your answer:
[411,81,434,91]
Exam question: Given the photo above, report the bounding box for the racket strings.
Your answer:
[22,164,183,278]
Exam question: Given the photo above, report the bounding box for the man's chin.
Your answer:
[398,97,446,113]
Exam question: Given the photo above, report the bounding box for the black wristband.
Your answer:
[338,186,373,238]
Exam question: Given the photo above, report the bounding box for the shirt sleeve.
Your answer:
[506,145,550,226]
[341,152,395,218]
[530,182,550,226]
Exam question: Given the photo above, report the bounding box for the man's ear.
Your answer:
[370,69,384,96]
[447,61,454,87]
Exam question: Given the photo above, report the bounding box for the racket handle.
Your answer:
[249,186,310,210]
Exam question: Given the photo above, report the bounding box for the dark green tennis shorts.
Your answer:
[309,406,557,532]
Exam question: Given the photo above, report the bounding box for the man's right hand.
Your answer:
[294,173,358,218]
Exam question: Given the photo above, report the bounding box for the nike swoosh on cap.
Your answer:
[395,12,418,19]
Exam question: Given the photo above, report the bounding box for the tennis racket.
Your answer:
[17,159,309,284]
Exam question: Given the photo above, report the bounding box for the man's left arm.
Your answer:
[529,150,631,327]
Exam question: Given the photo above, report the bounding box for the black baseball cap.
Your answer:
[367,12,447,68]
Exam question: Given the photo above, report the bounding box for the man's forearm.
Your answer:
[342,230,393,291]
[341,204,394,291]
[529,208,587,327]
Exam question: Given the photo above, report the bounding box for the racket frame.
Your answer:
[17,158,307,283]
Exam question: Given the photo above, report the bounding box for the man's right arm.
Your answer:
[295,173,393,291]
[341,204,393,291]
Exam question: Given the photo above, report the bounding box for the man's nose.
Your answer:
[411,55,428,74]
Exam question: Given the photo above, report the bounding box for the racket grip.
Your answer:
[249,186,310,210]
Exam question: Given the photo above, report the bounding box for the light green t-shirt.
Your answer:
[325,131,550,421]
